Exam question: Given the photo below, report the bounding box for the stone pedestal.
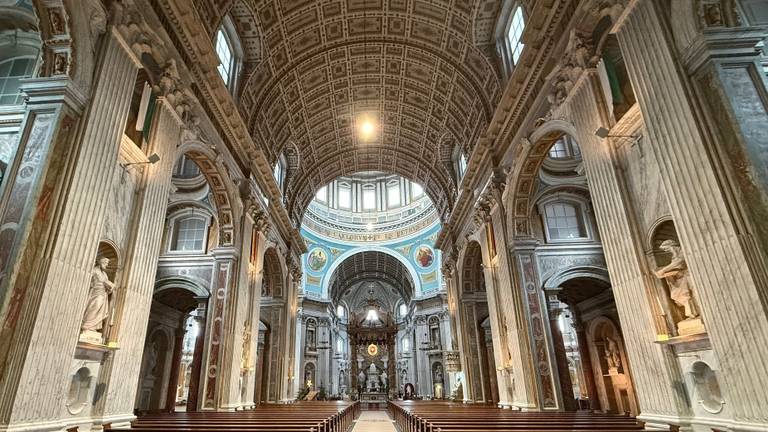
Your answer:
[677,318,705,336]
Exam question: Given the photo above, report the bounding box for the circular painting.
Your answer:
[307,248,327,272]
[367,343,378,356]
[414,245,435,268]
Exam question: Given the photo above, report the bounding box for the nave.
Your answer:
[0,0,767,431]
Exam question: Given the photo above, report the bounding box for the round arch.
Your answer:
[508,120,581,239]
[154,276,211,299]
[175,140,242,248]
[542,266,610,291]
[321,246,422,299]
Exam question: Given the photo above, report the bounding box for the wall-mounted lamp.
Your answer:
[120,153,160,184]
[122,153,161,170]
[594,127,638,140]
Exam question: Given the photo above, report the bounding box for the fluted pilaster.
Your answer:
[1,30,138,430]
[617,1,768,426]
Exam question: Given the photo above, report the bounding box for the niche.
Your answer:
[428,316,441,349]
[66,367,92,415]
[689,361,724,414]
[650,220,705,336]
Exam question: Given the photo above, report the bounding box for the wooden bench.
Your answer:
[114,401,360,432]
[389,400,646,432]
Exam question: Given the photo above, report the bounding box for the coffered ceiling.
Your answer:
[328,251,413,307]
[189,0,503,225]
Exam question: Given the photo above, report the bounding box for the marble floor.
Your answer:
[351,410,397,432]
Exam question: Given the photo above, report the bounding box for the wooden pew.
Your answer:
[113,401,360,432]
[389,400,646,432]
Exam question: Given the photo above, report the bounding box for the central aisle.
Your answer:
[352,410,397,432]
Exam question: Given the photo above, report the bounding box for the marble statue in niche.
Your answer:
[604,336,621,370]
[654,239,705,335]
[79,257,115,344]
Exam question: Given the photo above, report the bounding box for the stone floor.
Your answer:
[351,409,397,432]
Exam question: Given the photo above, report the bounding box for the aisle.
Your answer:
[351,410,397,432]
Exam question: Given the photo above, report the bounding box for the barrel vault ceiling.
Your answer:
[189,0,504,225]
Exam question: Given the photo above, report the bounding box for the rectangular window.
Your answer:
[411,182,424,198]
[315,185,327,202]
[458,153,468,177]
[387,184,401,207]
[506,6,525,66]
[362,188,376,210]
[173,217,207,251]
[338,185,351,209]
[545,203,584,240]
[216,30,233,85]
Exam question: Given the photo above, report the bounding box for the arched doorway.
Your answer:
[458,240,498,403]
[135,282,208,413]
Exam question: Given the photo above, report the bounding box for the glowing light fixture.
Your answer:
[366,222,374,231]
[356,113,378,141]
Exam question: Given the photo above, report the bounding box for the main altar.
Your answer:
[349,303,397,408]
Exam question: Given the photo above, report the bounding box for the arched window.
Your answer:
[399,303,408,317]
[171,216,209,252]
[336,304,345,318]
[337,337,343,353]
[402,337,409,352]
[173,154,201,178]
[497,3,525,74]
[214,16,242,94]
[543,202,585,241]
[548,136,581,160]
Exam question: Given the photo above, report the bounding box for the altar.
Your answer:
[360,391,387,408]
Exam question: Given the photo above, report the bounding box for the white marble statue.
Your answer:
[80,257,116,338]
[366,363,381,392]
[654,239,700,320]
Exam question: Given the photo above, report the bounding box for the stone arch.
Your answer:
[175,141,240,248]
[507,120,581,239]
[543,266,610,291]
[459,240,485,295]
[154,276,210,300]
[262,246,284,298]
[321,246,421,300]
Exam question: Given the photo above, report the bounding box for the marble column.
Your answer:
[546,302,577,411]
[0,28,139,431]
[414,316,430,396]
[616,1,768,427]
[165,320,186,411]
[187,300,208,412]
[97,95,185,426]
[571,314,599,411]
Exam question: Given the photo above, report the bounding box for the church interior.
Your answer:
[0,0,767,431]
